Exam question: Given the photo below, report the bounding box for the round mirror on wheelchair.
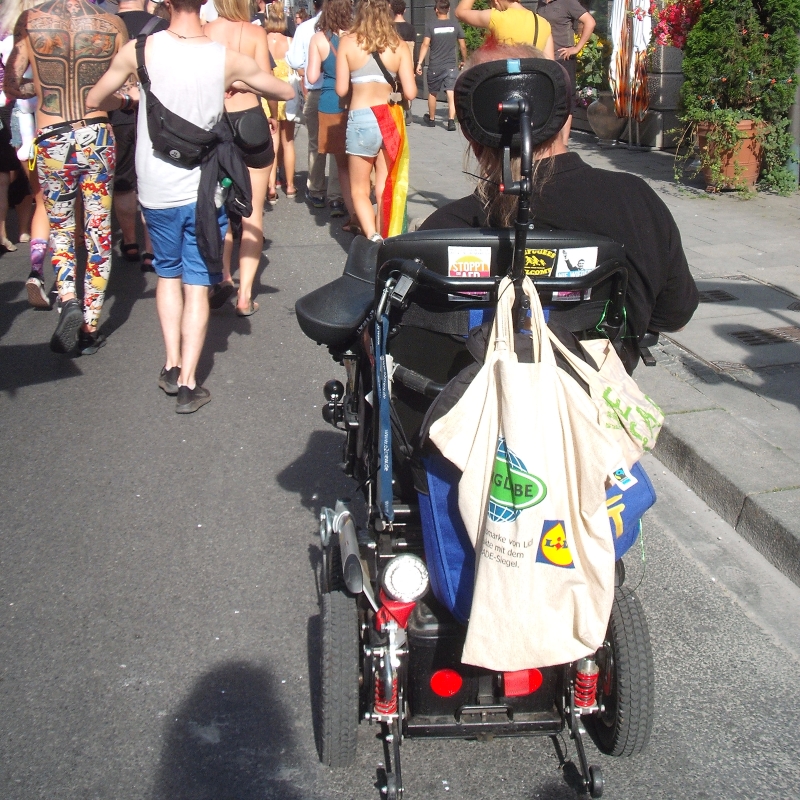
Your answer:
[381,554,430,603]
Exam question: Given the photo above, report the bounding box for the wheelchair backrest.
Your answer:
[378,228,629,447]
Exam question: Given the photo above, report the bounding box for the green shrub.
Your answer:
[462,0,489,54]
[680,0,800,193]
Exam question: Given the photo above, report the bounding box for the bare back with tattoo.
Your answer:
[4,0,127,126]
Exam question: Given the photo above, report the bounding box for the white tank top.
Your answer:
[136,31,227,209]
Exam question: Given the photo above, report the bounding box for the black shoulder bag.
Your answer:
[135,34,219,168]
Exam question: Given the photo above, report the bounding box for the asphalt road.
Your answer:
[2,132,800,800]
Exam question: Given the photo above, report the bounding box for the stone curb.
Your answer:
[641,369,800,588]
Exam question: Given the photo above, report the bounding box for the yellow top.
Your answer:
[489,6,551,48]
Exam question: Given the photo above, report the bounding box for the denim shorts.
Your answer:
[142,202,227,286]
[346,108,383,158]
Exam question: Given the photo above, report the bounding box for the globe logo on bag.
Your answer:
[488,438,547,522]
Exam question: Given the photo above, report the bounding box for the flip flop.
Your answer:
[141,252,155,273]
[121,242,140,262]
[268,191,279,205]
[209,280,235,309]
[285,187,297,198]
[236,300,259,317]
[342,218,363,235]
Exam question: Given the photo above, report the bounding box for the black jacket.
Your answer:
[196,118,253,274]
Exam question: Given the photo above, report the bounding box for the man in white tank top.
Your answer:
[87,0,293,414]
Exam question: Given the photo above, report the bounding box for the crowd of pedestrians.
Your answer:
[0,0,585,414]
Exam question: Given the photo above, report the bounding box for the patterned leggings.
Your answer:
[36,123,115,329]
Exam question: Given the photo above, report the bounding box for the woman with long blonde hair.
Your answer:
[336,0,416,241]
[264,2,298,203]
[205,0,276,316]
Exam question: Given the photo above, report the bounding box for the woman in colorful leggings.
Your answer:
[36,121,115,354]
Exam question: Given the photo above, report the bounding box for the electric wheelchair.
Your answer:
[296,58,656,799]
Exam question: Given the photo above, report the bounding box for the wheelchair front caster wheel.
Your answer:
[384,774,399,800]
[589,765,604,798]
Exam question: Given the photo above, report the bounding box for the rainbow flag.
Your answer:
[372,103,409,239]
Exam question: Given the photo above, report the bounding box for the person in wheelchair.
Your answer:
[420,42,699,372]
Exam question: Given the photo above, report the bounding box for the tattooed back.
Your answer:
[6,0,127,125]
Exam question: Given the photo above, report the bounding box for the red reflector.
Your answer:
[430,669,463,697]
[499,184,505,193]
[504,668,543,697]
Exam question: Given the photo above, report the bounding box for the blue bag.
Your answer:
[418,455,656,622]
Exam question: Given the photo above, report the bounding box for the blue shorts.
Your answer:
[346,108,383,158]
[142,202,227,286]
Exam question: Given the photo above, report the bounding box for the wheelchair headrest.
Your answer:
[454,58,571,150]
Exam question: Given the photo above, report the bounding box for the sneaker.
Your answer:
[329,199,346,218]
[77,328,106,355]
[369,233,384,243]
[447,118,456,132]
[49,298,83,354]
[25,272,51,309]
[176,384,211,414]
[308,194,326,209]
[158,365,180,395]
[423,113,435,127]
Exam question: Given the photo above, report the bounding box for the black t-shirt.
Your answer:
[111,11,168,126]
[395,20,416,42]
[420,152,698,358]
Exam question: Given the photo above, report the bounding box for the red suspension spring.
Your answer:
[574,658,599,708]
[374,673,399,715]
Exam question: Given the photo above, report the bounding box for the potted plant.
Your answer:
[578,33,625,142]
[674,0,800,193]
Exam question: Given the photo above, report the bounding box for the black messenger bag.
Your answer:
[135,34,218,168]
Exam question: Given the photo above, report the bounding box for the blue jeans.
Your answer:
[346,108,383,158]
[142,202,227,286]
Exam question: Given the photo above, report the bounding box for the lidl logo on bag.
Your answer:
[536,520,575,568]
[488,438,548,522]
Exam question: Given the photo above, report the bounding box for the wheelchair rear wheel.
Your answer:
[320,538,360,767]
[588,586,654,757]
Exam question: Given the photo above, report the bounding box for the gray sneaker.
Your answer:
[176,384,211,414]
[158,365,180,395]
[50,299,83,354]
[307,194,326,209]
[25,272,51,309]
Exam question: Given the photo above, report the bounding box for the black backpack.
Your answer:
[135,33,218,168]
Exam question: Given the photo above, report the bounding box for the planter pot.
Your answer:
[697,119,763,190]
[587,91,626,144]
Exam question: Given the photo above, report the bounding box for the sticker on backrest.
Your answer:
[524,248,557,277]
[448,246,492,278]
[554,247,598,278]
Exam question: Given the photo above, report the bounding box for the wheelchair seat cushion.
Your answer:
[295,236,382,348]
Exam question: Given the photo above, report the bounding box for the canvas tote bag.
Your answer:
[547,333,664,468]
[429,277,624,671]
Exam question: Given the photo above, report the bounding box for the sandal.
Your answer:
[140,252,155,273]
[341,218,363,235]
[268,191,279,206]
[285,187,297,198]
[121,241,140,262]
[209,280,235,309]
[236,300,259,317]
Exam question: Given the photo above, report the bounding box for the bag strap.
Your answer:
[135,34,151,88]
[372,51,400,93]
[140,15,162,37]
[533,13,538,48]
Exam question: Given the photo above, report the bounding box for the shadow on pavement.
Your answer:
[275,428,350,514]
[99,254,154,338]
[151,660,313,800]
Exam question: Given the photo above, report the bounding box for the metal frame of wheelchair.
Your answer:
[298,59,656,798]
